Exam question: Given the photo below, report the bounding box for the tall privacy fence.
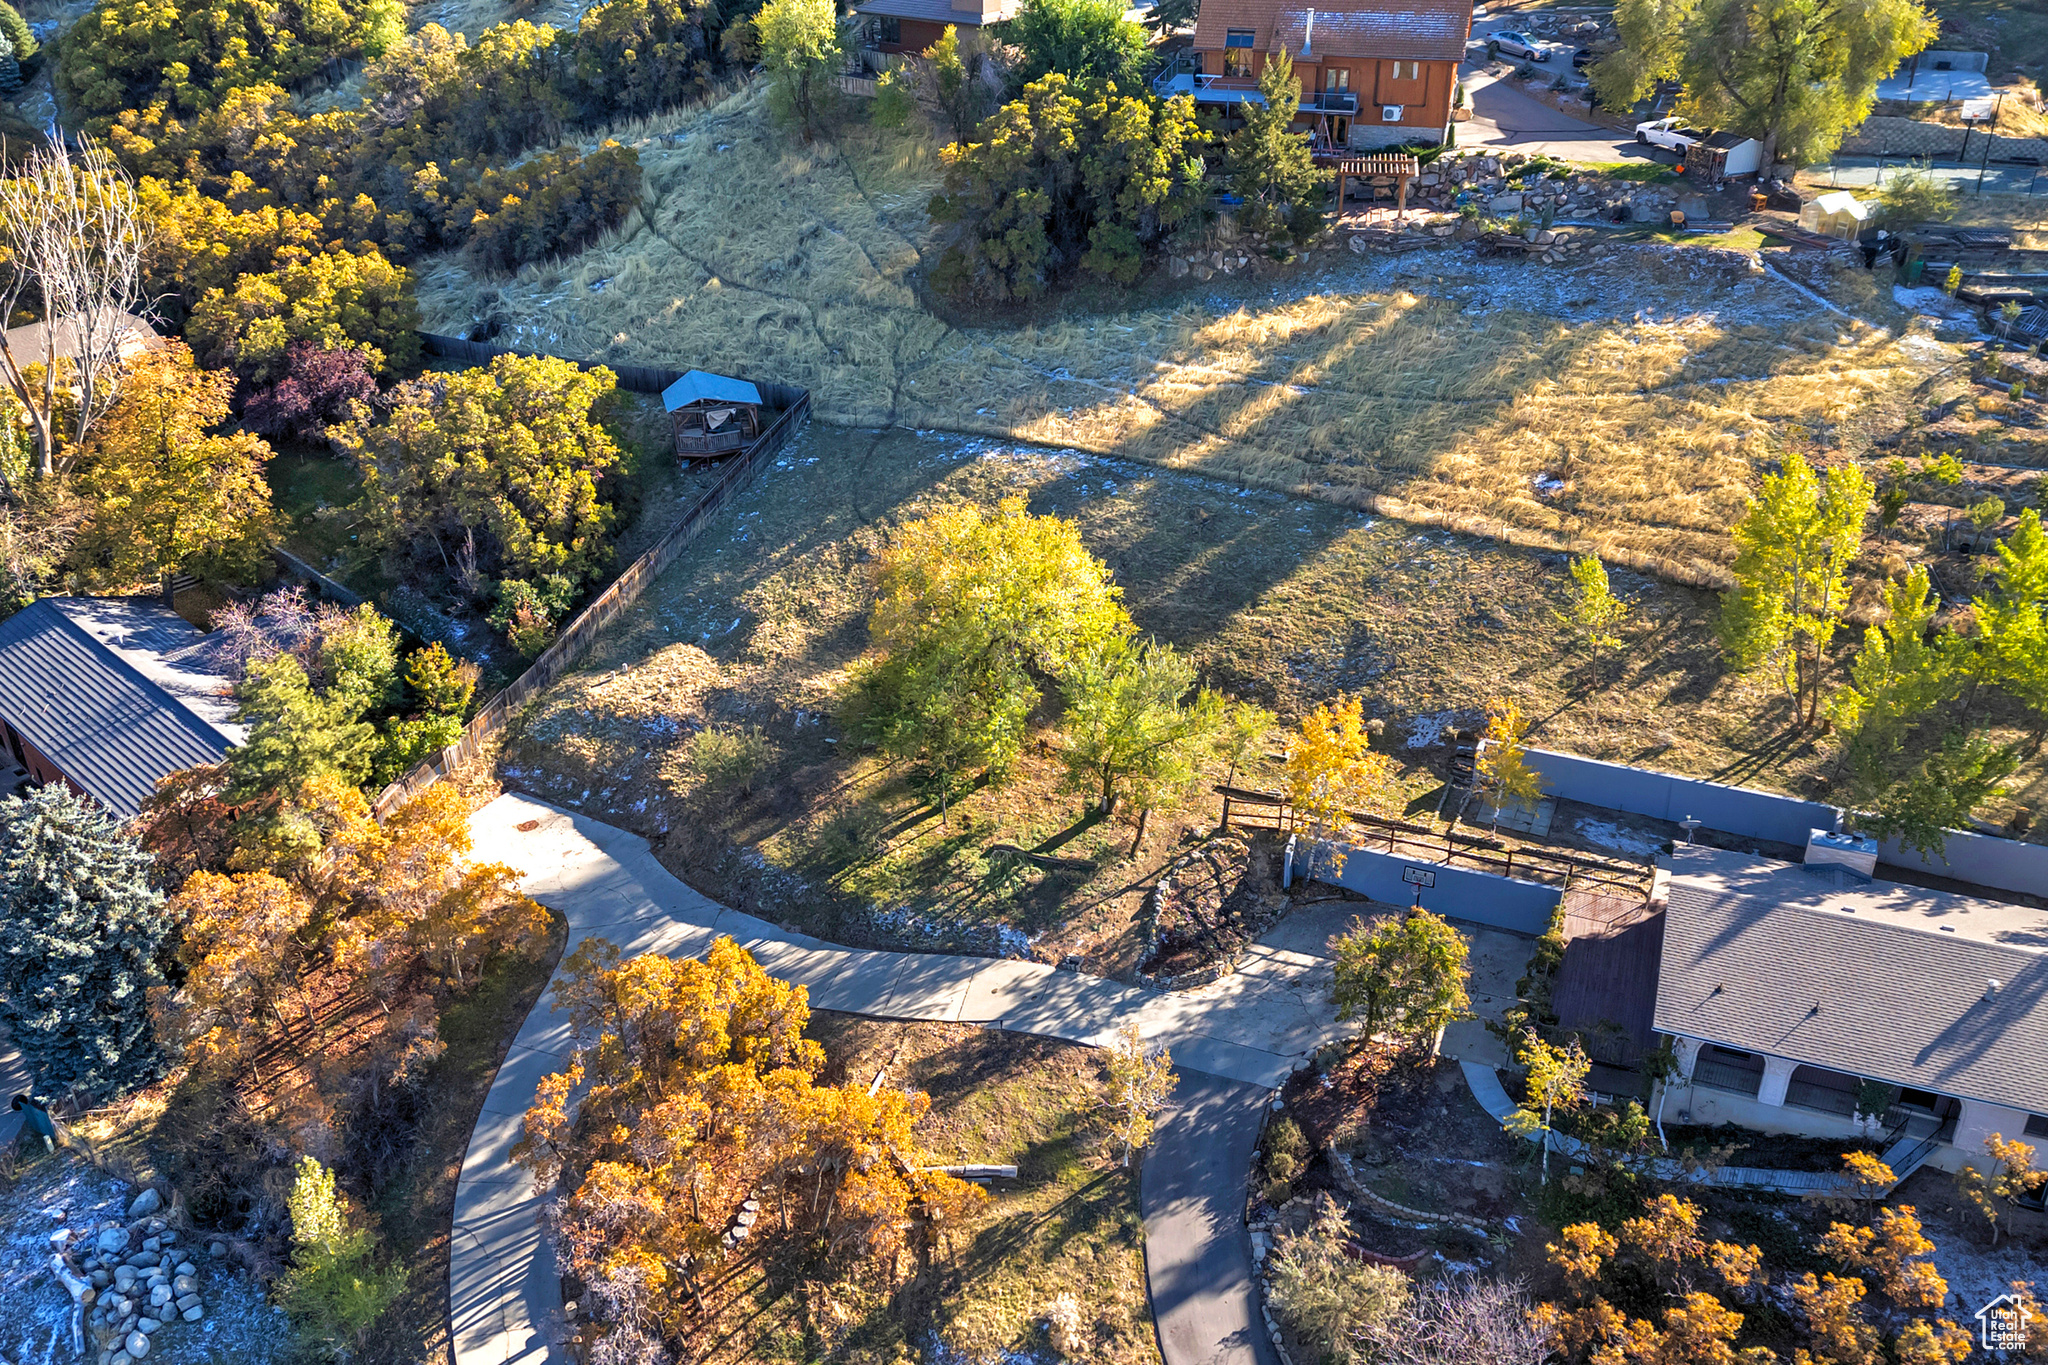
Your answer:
[1837,116,2048,169]
[1520,748,2048,900]
[370,346,811,818]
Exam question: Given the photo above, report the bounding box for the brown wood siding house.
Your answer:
[1173,0,1473,148]
[853,0,1021,59]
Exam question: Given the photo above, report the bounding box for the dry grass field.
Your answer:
[495,428,2048,968]
[414,83,1956,586]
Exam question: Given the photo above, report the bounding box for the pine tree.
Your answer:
[1224,47,1330,247]
[0,785,171,1099]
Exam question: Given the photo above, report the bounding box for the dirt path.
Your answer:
[451,793,1347,1365]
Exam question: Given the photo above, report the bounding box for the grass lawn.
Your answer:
[413,83,1940,588]
[685,1015,1159,1365]
[268,440,374,585]
[496,425,2048,968]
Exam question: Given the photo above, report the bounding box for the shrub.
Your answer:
[1267,1205,1409,1363]
[187,247,421,387]
[1877,160,1958,226]
[488,574,576,657]
[241,343,382,445]
[278,1156,405,1359]
[461,143,643,275]
[0,786,171,1100]
[694,723,771,796]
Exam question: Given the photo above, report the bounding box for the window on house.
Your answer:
[1325,67,1348,91]
[1390,60,1419,81]
[1223,34,1254,77]
[2027,1113,2048,1139]
[875,14,900,44]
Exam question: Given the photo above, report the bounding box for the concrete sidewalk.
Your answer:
[453,794,1348,1365]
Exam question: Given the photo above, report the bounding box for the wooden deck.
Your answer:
[1551,883,1666,1070]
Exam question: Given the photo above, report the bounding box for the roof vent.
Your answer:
[1301,7,1315,55]
[1987,980,2002,1000]
[1804,828,1876,881]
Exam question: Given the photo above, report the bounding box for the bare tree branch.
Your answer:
[0,135,150,489]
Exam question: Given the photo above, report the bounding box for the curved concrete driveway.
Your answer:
[453,794,1346,1365]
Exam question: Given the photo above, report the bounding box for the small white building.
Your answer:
[1800,191,1872,241]
[1652,844,2048,1177]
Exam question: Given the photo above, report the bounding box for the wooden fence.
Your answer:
[1216,785,1650,899]
[370,381,812,817]
[416,331,810,409]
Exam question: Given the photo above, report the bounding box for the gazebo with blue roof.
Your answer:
[662,369,765,459]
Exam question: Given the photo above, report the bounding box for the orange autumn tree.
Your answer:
[515,938,985,1353]
[1535,1166,1974,1365]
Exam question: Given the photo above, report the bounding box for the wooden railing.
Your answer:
[371,385,811,817]
[1215,785,1652,898]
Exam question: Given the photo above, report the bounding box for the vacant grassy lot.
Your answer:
[681,1015,1158,1365]
[415,84,1951,586]
[496,426,2048,966]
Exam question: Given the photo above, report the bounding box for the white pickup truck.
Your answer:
[1635,116,1706,152]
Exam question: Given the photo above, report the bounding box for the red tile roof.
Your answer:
[1193,0,1474,62]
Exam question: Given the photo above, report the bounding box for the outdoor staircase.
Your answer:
[1878,1113,1954,1188]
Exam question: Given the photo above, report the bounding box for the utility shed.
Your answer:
[1799,191,1871,241]
[1684,131,1763,180]
[0,597,243,819]
[662,370,765,459]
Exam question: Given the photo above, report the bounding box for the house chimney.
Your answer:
[1302,7,1315,55]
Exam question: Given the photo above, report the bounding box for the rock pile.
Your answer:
[70,1200,213,1364]
[1415,152,1681,223]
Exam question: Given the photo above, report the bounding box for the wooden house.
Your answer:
[1158,0,1474,149]
[663,370,765,459]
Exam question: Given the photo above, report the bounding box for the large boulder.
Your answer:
[126,1189,161,1220]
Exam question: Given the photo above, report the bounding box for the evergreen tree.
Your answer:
[225,654,378,805]
[0,2,36,63]
[1224,47,1329,247]
[0,785,171,1099]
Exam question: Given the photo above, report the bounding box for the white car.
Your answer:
[1488,30,1548,60]
[1635,116,1706,151]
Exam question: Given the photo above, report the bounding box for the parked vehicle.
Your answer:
[1635,116,1705,152]
[1571,46,1594,70]
[1489,30,1547,60]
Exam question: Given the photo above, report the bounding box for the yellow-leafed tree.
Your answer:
[1284,693,1393,880]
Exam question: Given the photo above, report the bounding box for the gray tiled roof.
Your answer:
[1654,845,2048,1112]
[0,598,240,819]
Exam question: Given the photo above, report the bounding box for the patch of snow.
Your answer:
[1570,818,1664,858]
[1406,710,1463,750]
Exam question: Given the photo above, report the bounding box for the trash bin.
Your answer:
[1903,259,1925,286]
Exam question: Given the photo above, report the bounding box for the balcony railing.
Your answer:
[1692,1056,1764,1098]
[1150,71,1357,114]
[1784,1079,1859,1117]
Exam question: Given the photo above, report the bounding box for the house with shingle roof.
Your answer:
[1157,0,1474,148]
[1652,843,2048,1177]
[0,597,243,820]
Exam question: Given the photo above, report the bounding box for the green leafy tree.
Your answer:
[1863,730,2017,860]
[226,654,379,805]
[930,74,1209,299]
[849,496,1131,801]
[187,246,421,386]
[405,642,479,719]
[0,785,170,1100]
[278,1156,405,1358]
[1225,47,1330,247]
[1877,160,1958,226]
[1875,457,1911,541]
[339,354,623,609]
[924,26,994,143]
[1010,0,1153,90]
[1506,1029,1590,1184]
[1590,0,1936,166]
[1828,566,1958,785]
[1330,909,1472,1055]
[1058,635,1227,819]
[1973,508,2048,742]
[1718,450,1871,728]
[1556,553,1631,664]
[0,2,36,62]
[758,0,845,142]
[73,341,276,603]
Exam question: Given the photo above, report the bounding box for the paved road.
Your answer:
[453,794,1348,1365]
[1144,1072,1284,1365]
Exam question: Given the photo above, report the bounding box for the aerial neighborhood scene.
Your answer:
[2,0,2048,1354]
